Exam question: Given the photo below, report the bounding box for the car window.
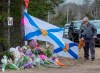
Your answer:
[73,22,82,29]
[92,22,100,29]
[65,25,70,29]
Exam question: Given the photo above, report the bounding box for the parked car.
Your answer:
[63,24,70,38]
[68,20,100,45]
[68,21,81,42]
[91,20,100,45]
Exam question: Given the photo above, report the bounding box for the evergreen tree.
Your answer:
[0,0,64,50]
[28,0,64,21]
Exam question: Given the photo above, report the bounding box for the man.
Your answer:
[79,17,97,61]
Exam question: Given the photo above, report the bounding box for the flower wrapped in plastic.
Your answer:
[1,55,19,72]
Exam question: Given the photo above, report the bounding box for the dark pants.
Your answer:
[84,39,95,59]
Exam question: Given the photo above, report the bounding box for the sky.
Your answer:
[65,0,83,4]
[65,0,94,4]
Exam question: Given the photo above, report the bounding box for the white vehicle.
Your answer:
[63,24,70,38]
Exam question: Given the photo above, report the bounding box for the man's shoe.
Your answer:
[84,58,89,61]
[91,58,95,61]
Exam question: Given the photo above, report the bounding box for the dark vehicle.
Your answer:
[68,21,81,42]
[68,20,100,45]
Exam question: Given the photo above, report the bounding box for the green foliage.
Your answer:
[0,0,64,49]
[0,0,7,21]
[51,13,66,27]
[0,13,7,21]
[45,48,52,58]
[28,0,64,20]
[95,0,100,4]
[0,38,8,52]
[9,0,22,47]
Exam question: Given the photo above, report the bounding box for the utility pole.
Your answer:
[46,11,50,48]
[67,7,69,23]
[46,0,50,48]
[7,0,11,48]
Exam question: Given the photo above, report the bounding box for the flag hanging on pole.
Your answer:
[23,12,78,59]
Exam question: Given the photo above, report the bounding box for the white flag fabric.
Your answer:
[23,12,78,59]
[57,38,79,59]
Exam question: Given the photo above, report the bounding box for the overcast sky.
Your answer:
[65,0,83,4]
[64,0,94,4]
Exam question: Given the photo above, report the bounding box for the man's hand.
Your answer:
[94,36,97,39]
[79,38,84,41]
[81,38,84,40]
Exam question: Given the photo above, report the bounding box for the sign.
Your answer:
[8,17,13,26]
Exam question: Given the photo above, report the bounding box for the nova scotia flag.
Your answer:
[23,12,78,59]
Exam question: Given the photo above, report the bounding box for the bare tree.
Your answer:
[94,0,100,19]
[82,0,94,19]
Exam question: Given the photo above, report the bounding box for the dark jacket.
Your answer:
[79,22,97,40]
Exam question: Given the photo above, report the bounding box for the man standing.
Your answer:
[79,17,97,61]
